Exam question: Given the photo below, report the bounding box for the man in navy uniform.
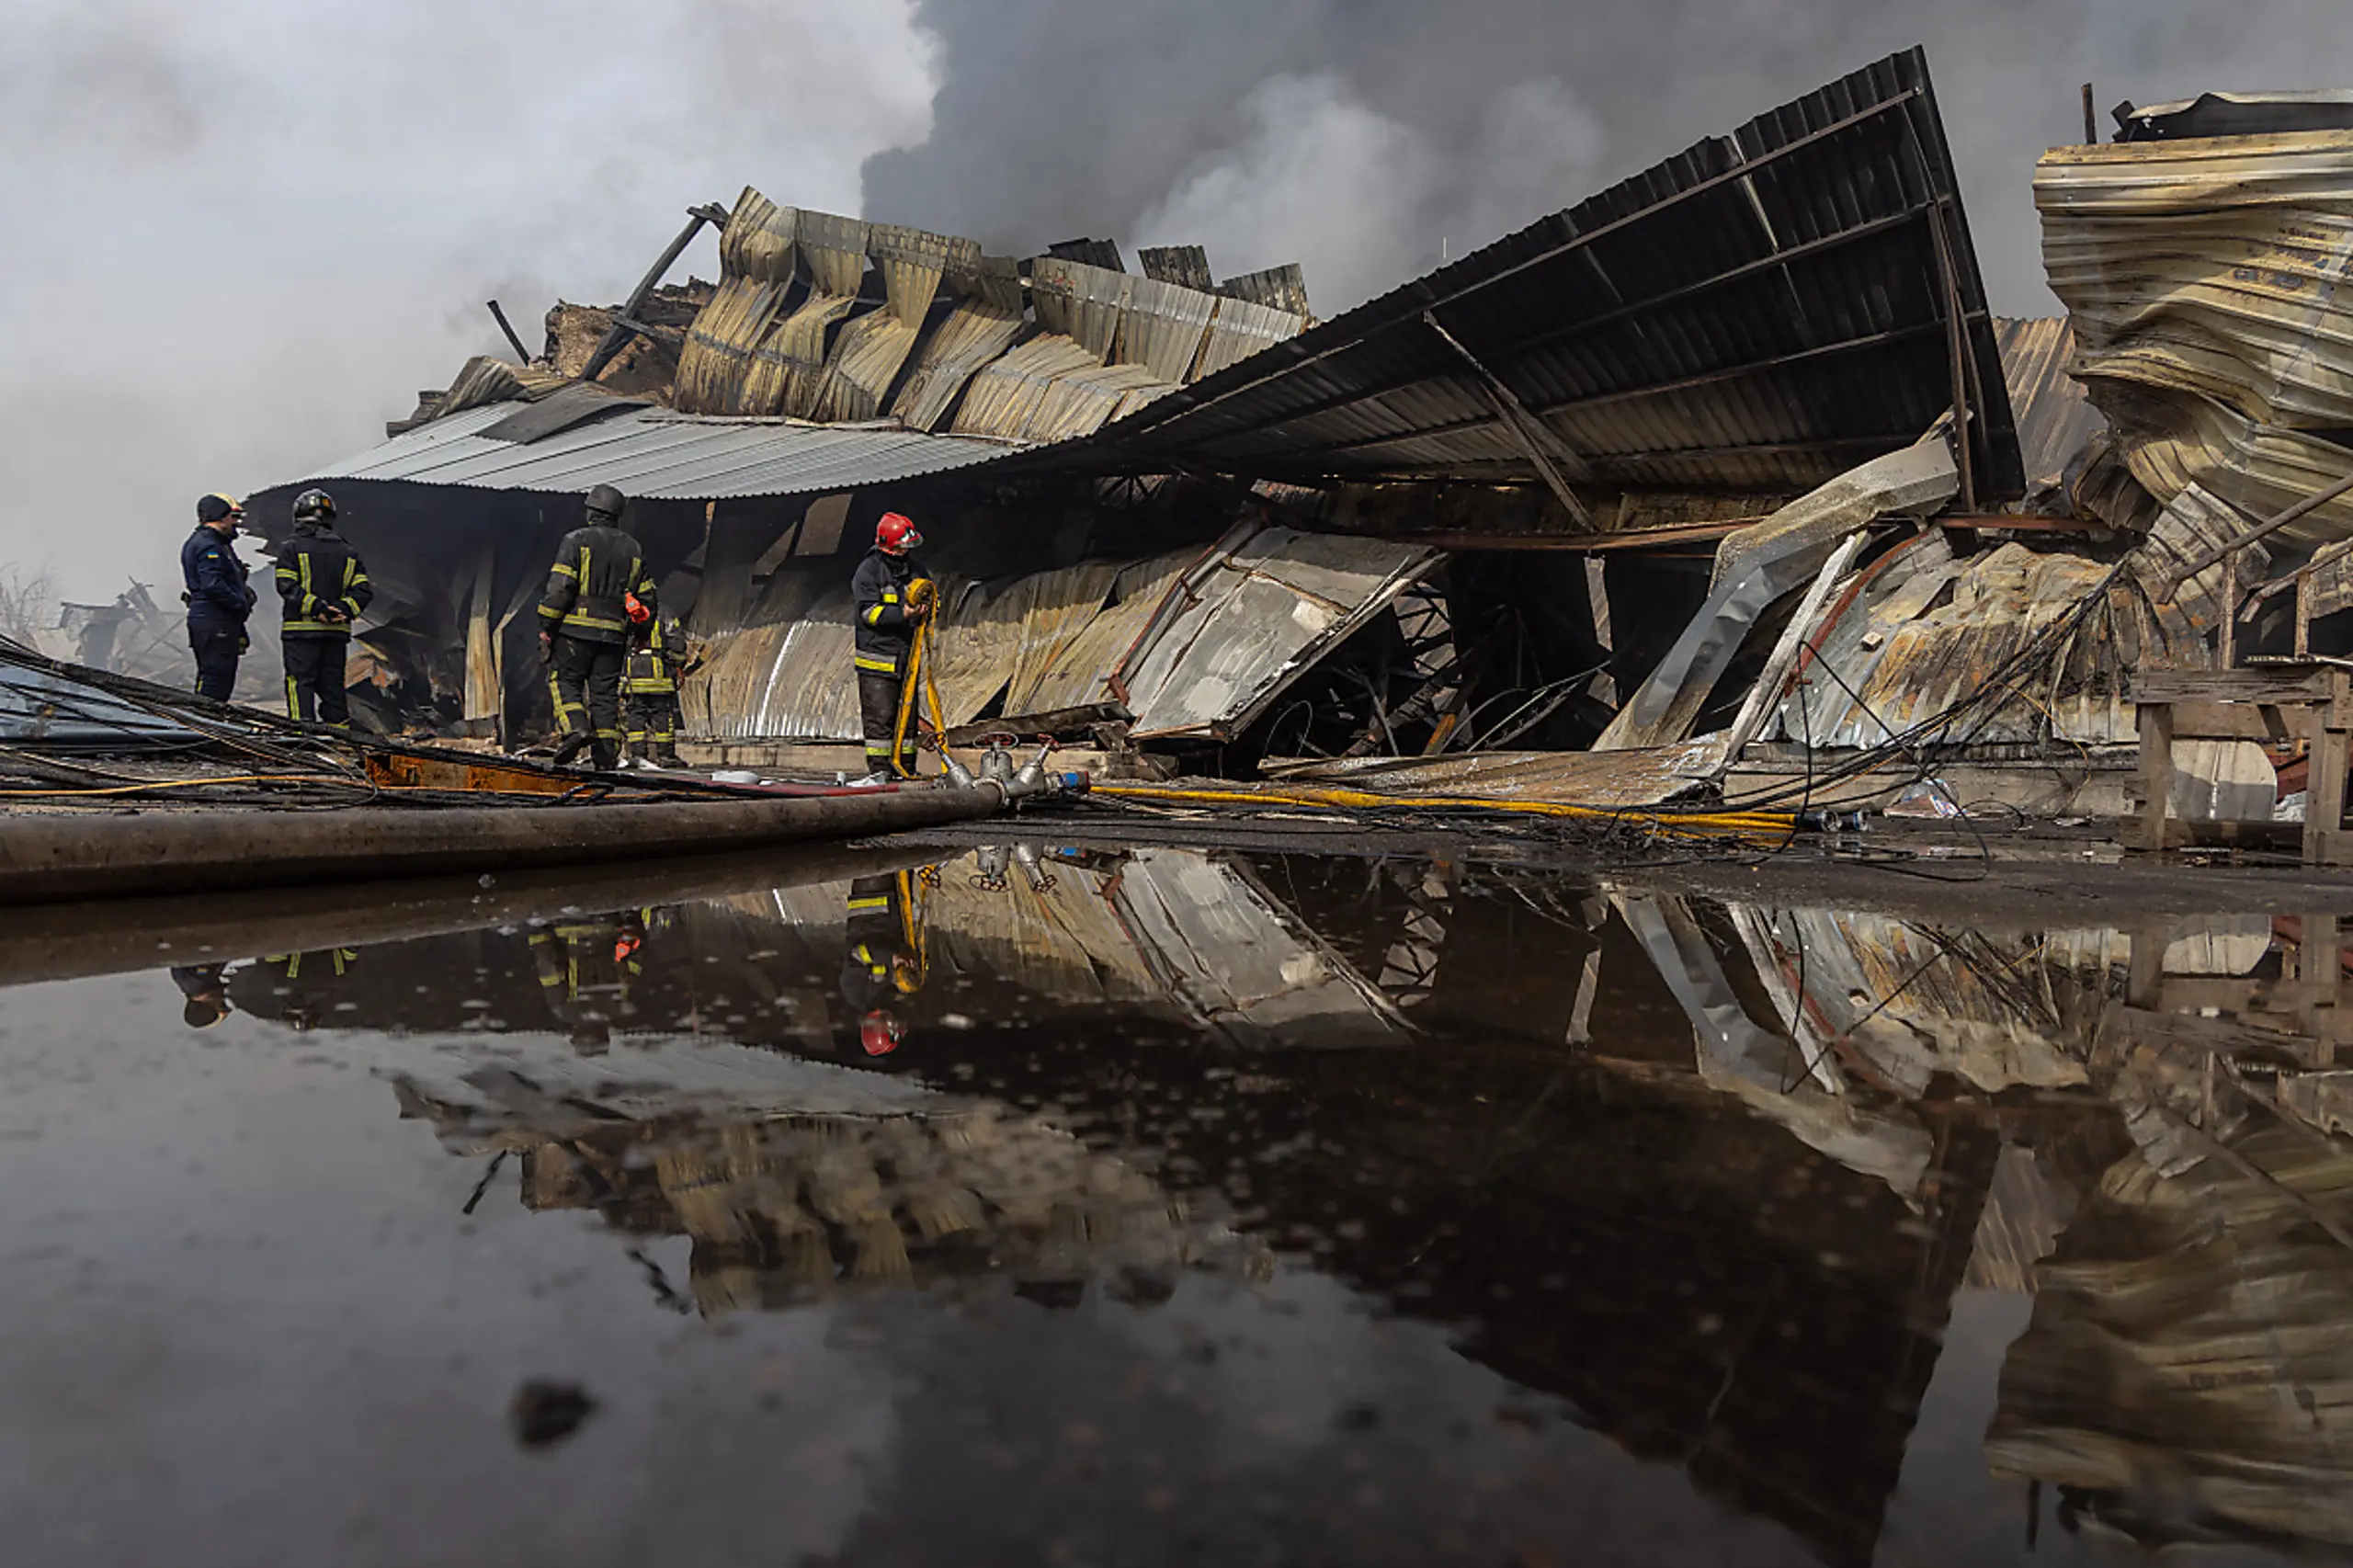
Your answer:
[180,493,256,701]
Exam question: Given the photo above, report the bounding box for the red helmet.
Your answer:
[875,513,922,554]
[859,1010,905,1056]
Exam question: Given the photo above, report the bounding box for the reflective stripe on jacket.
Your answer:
[623,615,692,695]
[275,526,371,638]
[850,549,931,679]
[539,524,654,645]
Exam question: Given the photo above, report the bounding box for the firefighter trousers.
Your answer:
[282,634,350,727]
[858,669,918,774]
[549,634,624,767]
[623,691,682,764]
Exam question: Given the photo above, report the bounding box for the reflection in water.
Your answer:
[128,846,2353,1562]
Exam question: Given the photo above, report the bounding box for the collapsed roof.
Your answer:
[297,47,2021,517]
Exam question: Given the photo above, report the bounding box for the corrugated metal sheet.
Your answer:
[1219,264,1312,319]
[888,298,1028,432]
[1017,551,1193,712]
[310,403,1028,500]
[1995,316,2106,501]
[2037,131,2353,608]
[1108,849,1408,1049]
[801,222,949,423]
[675,189,799,415]
[1118,525,1440,739]
[1096,49,2024,500]
[2120,90,2353,142]
[1029,256,1128,359]
[1116,276,1216,384]
[1022,360,1174,445]
[1267,741,1726,808]
[950,335,1103,441]
[1138,244,1212,291]
[1763,540,2155,749]
[1190,296,1308,383]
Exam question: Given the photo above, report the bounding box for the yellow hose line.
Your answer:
[1090,781,1796,838]
[889,615,951,780]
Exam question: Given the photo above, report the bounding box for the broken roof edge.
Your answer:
[1091,45,2026,502]
[274,403,1063,505]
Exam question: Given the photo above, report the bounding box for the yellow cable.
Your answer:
[1089,781,1796,839]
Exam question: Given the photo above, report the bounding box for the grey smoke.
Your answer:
[866,0,2351,312]
[0,0,937,600]
[7,0,2348,605]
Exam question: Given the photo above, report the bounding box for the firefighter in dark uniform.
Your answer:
[538,483,657,770]
[623,610,702,768]
[528,910,646,1051]
[840,872,924,1057]
[851,512,936,783]
[275,488,372,727]
[180,493,256,702]
[253,947,359,1031]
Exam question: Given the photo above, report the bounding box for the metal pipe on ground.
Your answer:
[0,782,1008,905]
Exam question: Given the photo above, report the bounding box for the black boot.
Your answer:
[548,732,588,766]
[589,741,621,771]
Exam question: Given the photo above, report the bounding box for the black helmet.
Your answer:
[292,488,336,527]
[585,484,627,525]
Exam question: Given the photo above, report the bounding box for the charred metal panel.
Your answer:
[1138,244,1213,291]
[1104,50,2023,501]
[1117,525,1440,740]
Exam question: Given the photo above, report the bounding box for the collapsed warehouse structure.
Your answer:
[222,51,2353,829]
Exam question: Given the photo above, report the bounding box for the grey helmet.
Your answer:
[291,488,336,528]
[585,483,627,526]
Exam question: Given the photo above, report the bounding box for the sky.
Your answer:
[3,0,2347,599]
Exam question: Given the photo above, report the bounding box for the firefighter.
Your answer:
[169,962,234,1029]
[538,483,656,770]
[254,947,359,1031]
[850,512,936,784]
[180,493,256,702]
[275,488,372,728]
[839,871,924,1057]
[528,911,644,1052]
[622,608,703,768]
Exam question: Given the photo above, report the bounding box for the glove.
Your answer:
[538,630,554,665]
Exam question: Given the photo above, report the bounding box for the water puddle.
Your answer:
[3,844,2347,1564]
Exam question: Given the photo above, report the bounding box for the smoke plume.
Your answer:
[866,0,2350,313]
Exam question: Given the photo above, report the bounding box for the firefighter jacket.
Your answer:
[275,524,372,638]
[839,875,915,1013]
[851,549,933,678]
[180,526,255,630]
[624,615,699,696]
[539,524,655,646]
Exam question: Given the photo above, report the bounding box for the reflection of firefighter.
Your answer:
[528,911,647,1051]
[840,870,929,1056]
[169,963,234,1029]
[623,611,703,768]
[256,947,359,1030]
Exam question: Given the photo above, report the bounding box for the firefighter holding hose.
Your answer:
[850,512,936,784]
